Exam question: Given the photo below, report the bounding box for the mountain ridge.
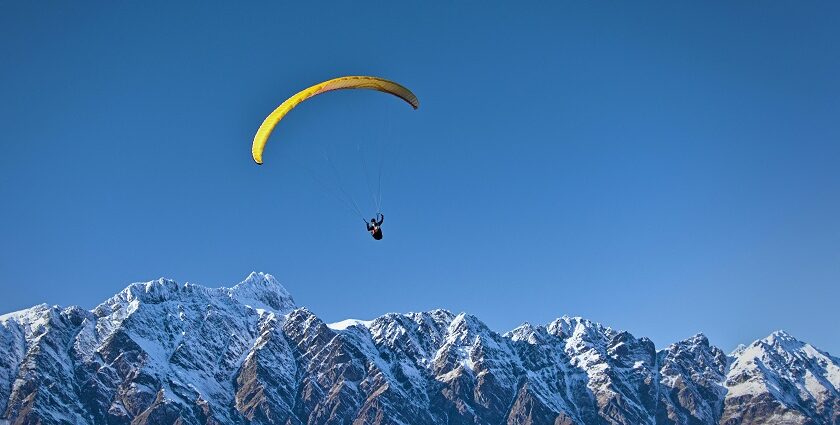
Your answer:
[0,272,837,424]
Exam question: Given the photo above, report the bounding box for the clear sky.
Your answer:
[1,1,839,354]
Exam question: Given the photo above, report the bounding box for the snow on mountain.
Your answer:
[657,334,728,424]
[327,319,373,331]
[0,273,838,424]
[721,330,840,424]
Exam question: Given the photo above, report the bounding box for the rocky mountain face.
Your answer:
[0,273,837,425]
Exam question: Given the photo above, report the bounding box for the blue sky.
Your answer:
[1,1,839,354]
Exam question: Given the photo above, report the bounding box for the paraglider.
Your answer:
[366,213,384,240]
[250,76,417,240]
[251,76,419,165]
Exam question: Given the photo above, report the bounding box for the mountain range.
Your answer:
[1,272,837,424]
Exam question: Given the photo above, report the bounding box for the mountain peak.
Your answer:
[729,343,748,357]
[546,315,612,340]
[228,272,295,313]
[327,318,373,330]
[448,312,489,335]
[94,277,182,313]
[236,271,280,287]
[0,303,51,324]
[684,332,710,346]
[506,322,548,344]
[757,329,807,354]
[723,329,839,423]
[766,329,796,342]
[92,273,295,319]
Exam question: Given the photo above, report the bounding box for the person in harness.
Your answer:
[366,213,384,240]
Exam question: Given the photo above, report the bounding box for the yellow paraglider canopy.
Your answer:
[252,76,419,164]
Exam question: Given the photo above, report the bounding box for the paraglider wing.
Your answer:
[251,76,419,164]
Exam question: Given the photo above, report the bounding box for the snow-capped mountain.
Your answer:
[0,273,837,424]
